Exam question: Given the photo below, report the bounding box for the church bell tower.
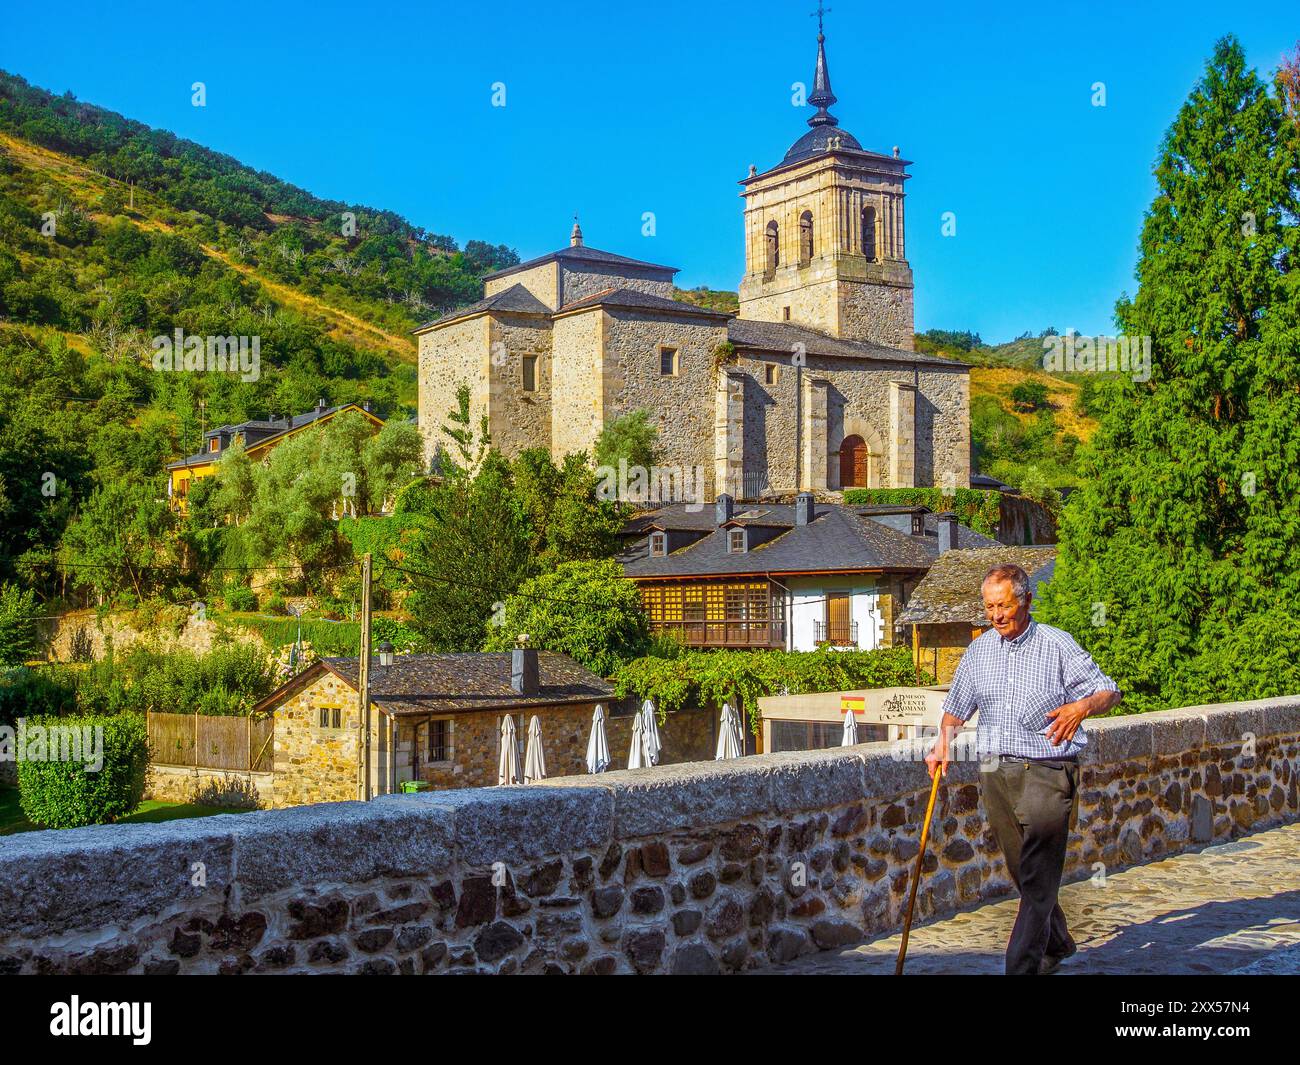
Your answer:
[737,14,915,350]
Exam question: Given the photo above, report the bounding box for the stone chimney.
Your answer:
[795,492,814,526]
[511,634,538,697]
[715,493,734,527]
[937,512,958,553]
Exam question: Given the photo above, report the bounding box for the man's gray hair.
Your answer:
[982,563,1031,603]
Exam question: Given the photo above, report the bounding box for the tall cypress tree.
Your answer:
[1038,37,1300,711]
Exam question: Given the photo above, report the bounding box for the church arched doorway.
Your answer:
[839,435,869,488]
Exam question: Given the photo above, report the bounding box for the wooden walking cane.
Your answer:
[895,762,944,975]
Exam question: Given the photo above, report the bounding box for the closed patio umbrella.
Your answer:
[716,702,744,760]
[627,711,646,769]
[841,708,859,747]
[497,714,522,785]
[640,699,662,767]
[586,704,610,774]
[523,715,547,783]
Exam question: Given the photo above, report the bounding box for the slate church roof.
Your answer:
[483,244,678,283]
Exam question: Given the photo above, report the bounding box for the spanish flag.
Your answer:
[841,695,864,715]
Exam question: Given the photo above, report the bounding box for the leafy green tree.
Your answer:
[511,449,622,569]
[60,479,180,601]
[1010,380,1049,412]
[402,451,533,650]
[0,581,43,667]
[593,410,658,473]
[482,559,651,676]
[1038,37,1300,711]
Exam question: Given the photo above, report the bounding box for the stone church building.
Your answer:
[415,26,970,500]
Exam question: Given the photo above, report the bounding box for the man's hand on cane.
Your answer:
[925,720,961,779]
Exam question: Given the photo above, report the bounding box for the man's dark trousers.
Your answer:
[980,758,1079,974]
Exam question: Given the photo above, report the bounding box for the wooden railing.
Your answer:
[651,619,786,649]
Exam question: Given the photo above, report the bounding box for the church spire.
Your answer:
[807,3,839,129]
[570,213,583,247]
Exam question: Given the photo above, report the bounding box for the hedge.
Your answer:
[16,712,149,828]
[841,487,1001,537]
[612,645,930,735]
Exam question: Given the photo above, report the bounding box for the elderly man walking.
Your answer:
[925,563,1122,975]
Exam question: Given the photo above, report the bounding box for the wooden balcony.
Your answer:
[651,619,786,650]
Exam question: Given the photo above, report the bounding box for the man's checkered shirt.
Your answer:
[941,619,1119,759]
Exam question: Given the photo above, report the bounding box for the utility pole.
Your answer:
[357,552,373,801]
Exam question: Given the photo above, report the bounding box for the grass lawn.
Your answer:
[0,784,239,836]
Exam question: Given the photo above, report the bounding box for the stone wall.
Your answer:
[271,671,362,808]
[6,697,1295,975]
[488,316,553,457]
[484,262,559,308]
[44,610,262,663]
[146,766,272,809]
[558,262,673,307]
[417,315,490,468]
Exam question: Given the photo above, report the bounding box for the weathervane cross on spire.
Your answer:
[811,2,831,35]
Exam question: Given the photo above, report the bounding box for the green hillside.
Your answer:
[0,71,520,597]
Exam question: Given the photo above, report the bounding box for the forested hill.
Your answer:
[0,70,521,590]
[0,68,520,390]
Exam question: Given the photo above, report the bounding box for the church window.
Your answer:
[728,529,747,554]
[649,532,667,557]
[765,221,780,273]
[782,306,791,321]
[799,211,814,265]
[862,206,877,262]
[522,355,537,392]
[659,346,679,376]
[765,364,779,386]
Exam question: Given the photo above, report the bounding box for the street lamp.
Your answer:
[378,640,395,668]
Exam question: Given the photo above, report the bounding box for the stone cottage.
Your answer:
[414,25,970,501]
[257,647,716,808]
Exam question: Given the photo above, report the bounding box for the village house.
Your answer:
[413,26,971,502]
[617,492,998,653]
[897,544,1058,682]
[254,645,715,808]
[165,399,384,512]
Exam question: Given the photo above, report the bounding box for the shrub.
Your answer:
[0,581,43,667]
[0,666,77,728]
[224,585,257,612]
[1010,380,1050,412]
[17,712,149,828]
[262,594,287,615]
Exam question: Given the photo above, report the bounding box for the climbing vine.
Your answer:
[612,645,928,736]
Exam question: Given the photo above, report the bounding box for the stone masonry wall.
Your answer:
[2,698,1296,975]
[417,315,490,468]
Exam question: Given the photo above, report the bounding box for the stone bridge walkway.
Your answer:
[769,822,1300,975]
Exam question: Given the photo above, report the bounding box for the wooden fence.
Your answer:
[147,712,275,772]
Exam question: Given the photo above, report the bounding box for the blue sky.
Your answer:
[2,0,1295,342]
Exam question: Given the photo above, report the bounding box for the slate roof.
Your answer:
[556,287,732,319]
[256,652,614,718]
[413,283,551,332]
[166,402,379,468]
[619,502,935,578]
[896,546,1058,627]
[726,318,965,369]
[482,244,678,283]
